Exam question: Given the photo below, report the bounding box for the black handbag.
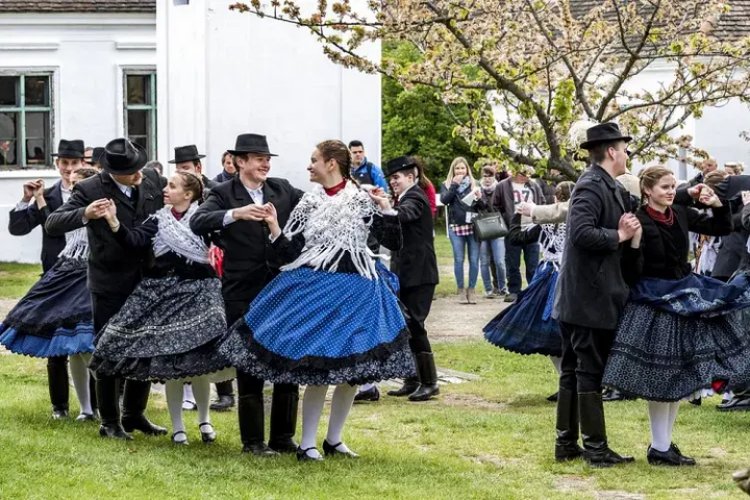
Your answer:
[472,211,508,241]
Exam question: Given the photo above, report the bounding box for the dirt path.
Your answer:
[427,295,508,343]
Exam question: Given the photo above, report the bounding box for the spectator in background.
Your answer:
[411,156,437,217]
[440,157,481,304]
[348,140,388,191]
[493,166,545,303]
[725,162,744,176]
[213,151,236,184]
[476,165,508,297]
[144,160,164,177]
[688,157,718,187]
[533,169,557,205]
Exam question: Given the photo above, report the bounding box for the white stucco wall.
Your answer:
[157,0,382,189]
[0,12,156,264]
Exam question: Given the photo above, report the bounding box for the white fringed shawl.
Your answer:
[280,182,380,279]
[151,203,210,264]
[59,227,89,260]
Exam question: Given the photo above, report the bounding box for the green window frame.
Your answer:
[0,73,53,170]
[123,70,157,160]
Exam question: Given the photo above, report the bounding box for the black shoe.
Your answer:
[209,395,235,412]
[354,386,380,402]
[584,446,635,467]
[268,437,298,454]
[268,386,299,453]
[171,430,189,446]
[504,293,517,303]
[388,378,419,397]
[76,413,97,422]
[51,409,69,420]
[733,467,750,494]
[409,352,440,402]
[242,441,279,457]
[688,397,702,406]
[296,446,324,462]
[579,391,634,467]
[323,440,359,458]
[122,415,168,436]
[99,423,133,440]
[547,392,559,402]
[717,395,750,412]
[647,444,696,466]
[199,422,217,443]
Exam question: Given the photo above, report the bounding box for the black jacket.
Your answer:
[553,164,636,330]
[713,200,745,279]
[391,185,439,288]
[190,176,304,302]
[8,180,66,272]
[623,203,732,283]
[45,171,166,295]
[439,181,479,226]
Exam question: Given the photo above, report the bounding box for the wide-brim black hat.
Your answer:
[168,144,206,164]
[50,139,85,158]
[384,155,417,177]
[100,138,148,175]
[580,122,632,150]
[227,133,277,156]
[89,147,105,165]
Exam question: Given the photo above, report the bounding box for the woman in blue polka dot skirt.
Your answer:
[218,140,414,461]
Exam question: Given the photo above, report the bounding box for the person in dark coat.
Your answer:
[45,138,168,440]
[213,151,236,184]
[190,133,304,456]
[169,145,218,199]
[383,156,441,401]
[8,139,89,419]
[552,122,640,467]
[492,167,546,303]
[687,157,718,187]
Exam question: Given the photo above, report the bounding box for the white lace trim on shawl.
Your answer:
[152,203,210,264]
[59,227,89,260]
[280,181,380,280]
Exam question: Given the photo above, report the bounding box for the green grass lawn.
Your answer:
[0,261,42,298]
[1,261,748,499]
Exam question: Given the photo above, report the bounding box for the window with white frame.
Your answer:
[123,70,157,160]
[0,73,52,170]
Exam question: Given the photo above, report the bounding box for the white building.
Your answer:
[0,0,382,264]
[0,0,157,263]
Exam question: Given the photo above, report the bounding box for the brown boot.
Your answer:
[457,288,467,304]
[466,288,477,304]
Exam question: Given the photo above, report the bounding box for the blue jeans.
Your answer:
[504,240,540,294]
[448,230,480,289]
[480,237,507,293]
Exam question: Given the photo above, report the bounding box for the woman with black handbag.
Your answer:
[475,165,509,298]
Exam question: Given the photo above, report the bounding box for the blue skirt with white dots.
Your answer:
[218,264,416,385]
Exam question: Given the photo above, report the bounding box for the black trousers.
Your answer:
[91,291,151,425]
[47,356,69,411]
[558,321,615,393]
[401,284,436,354]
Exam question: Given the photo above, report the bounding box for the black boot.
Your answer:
[121,380,167,436]
[211,380,236,411]
[387,377,419,397]
[579,391,634,467]
[555,388,583,461]
[96,376,132,440]
[268,385,299,453]
[48,356,69,419]
[408,352,440,402]
[238,392,278,457]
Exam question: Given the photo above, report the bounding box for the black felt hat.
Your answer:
[100,138,148,175]
[384,156,417,177]
[50,139,85,159]
[580,122,632,150]
[227,133,277,156]
[168,144,206,164]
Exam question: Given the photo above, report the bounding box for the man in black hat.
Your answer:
[46,138,168,440]
[8,138,90,419]
[169,144,218,199]
[382,155,441,401]
[191,133,304,455]
[552,122,640,466]
[87,147,105,170]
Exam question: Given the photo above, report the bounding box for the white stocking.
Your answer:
[549,356,562,375]
[191,378,212,432]
[667,401,680,443]
[69,353,92,415]
[300,385,328,458]
[165,380,187,442]
[326,384,357,453]
[648,401,672,452]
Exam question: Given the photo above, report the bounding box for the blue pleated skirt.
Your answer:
[0,257,93,357]
[218,264,416,385]
[483,262,561,356]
